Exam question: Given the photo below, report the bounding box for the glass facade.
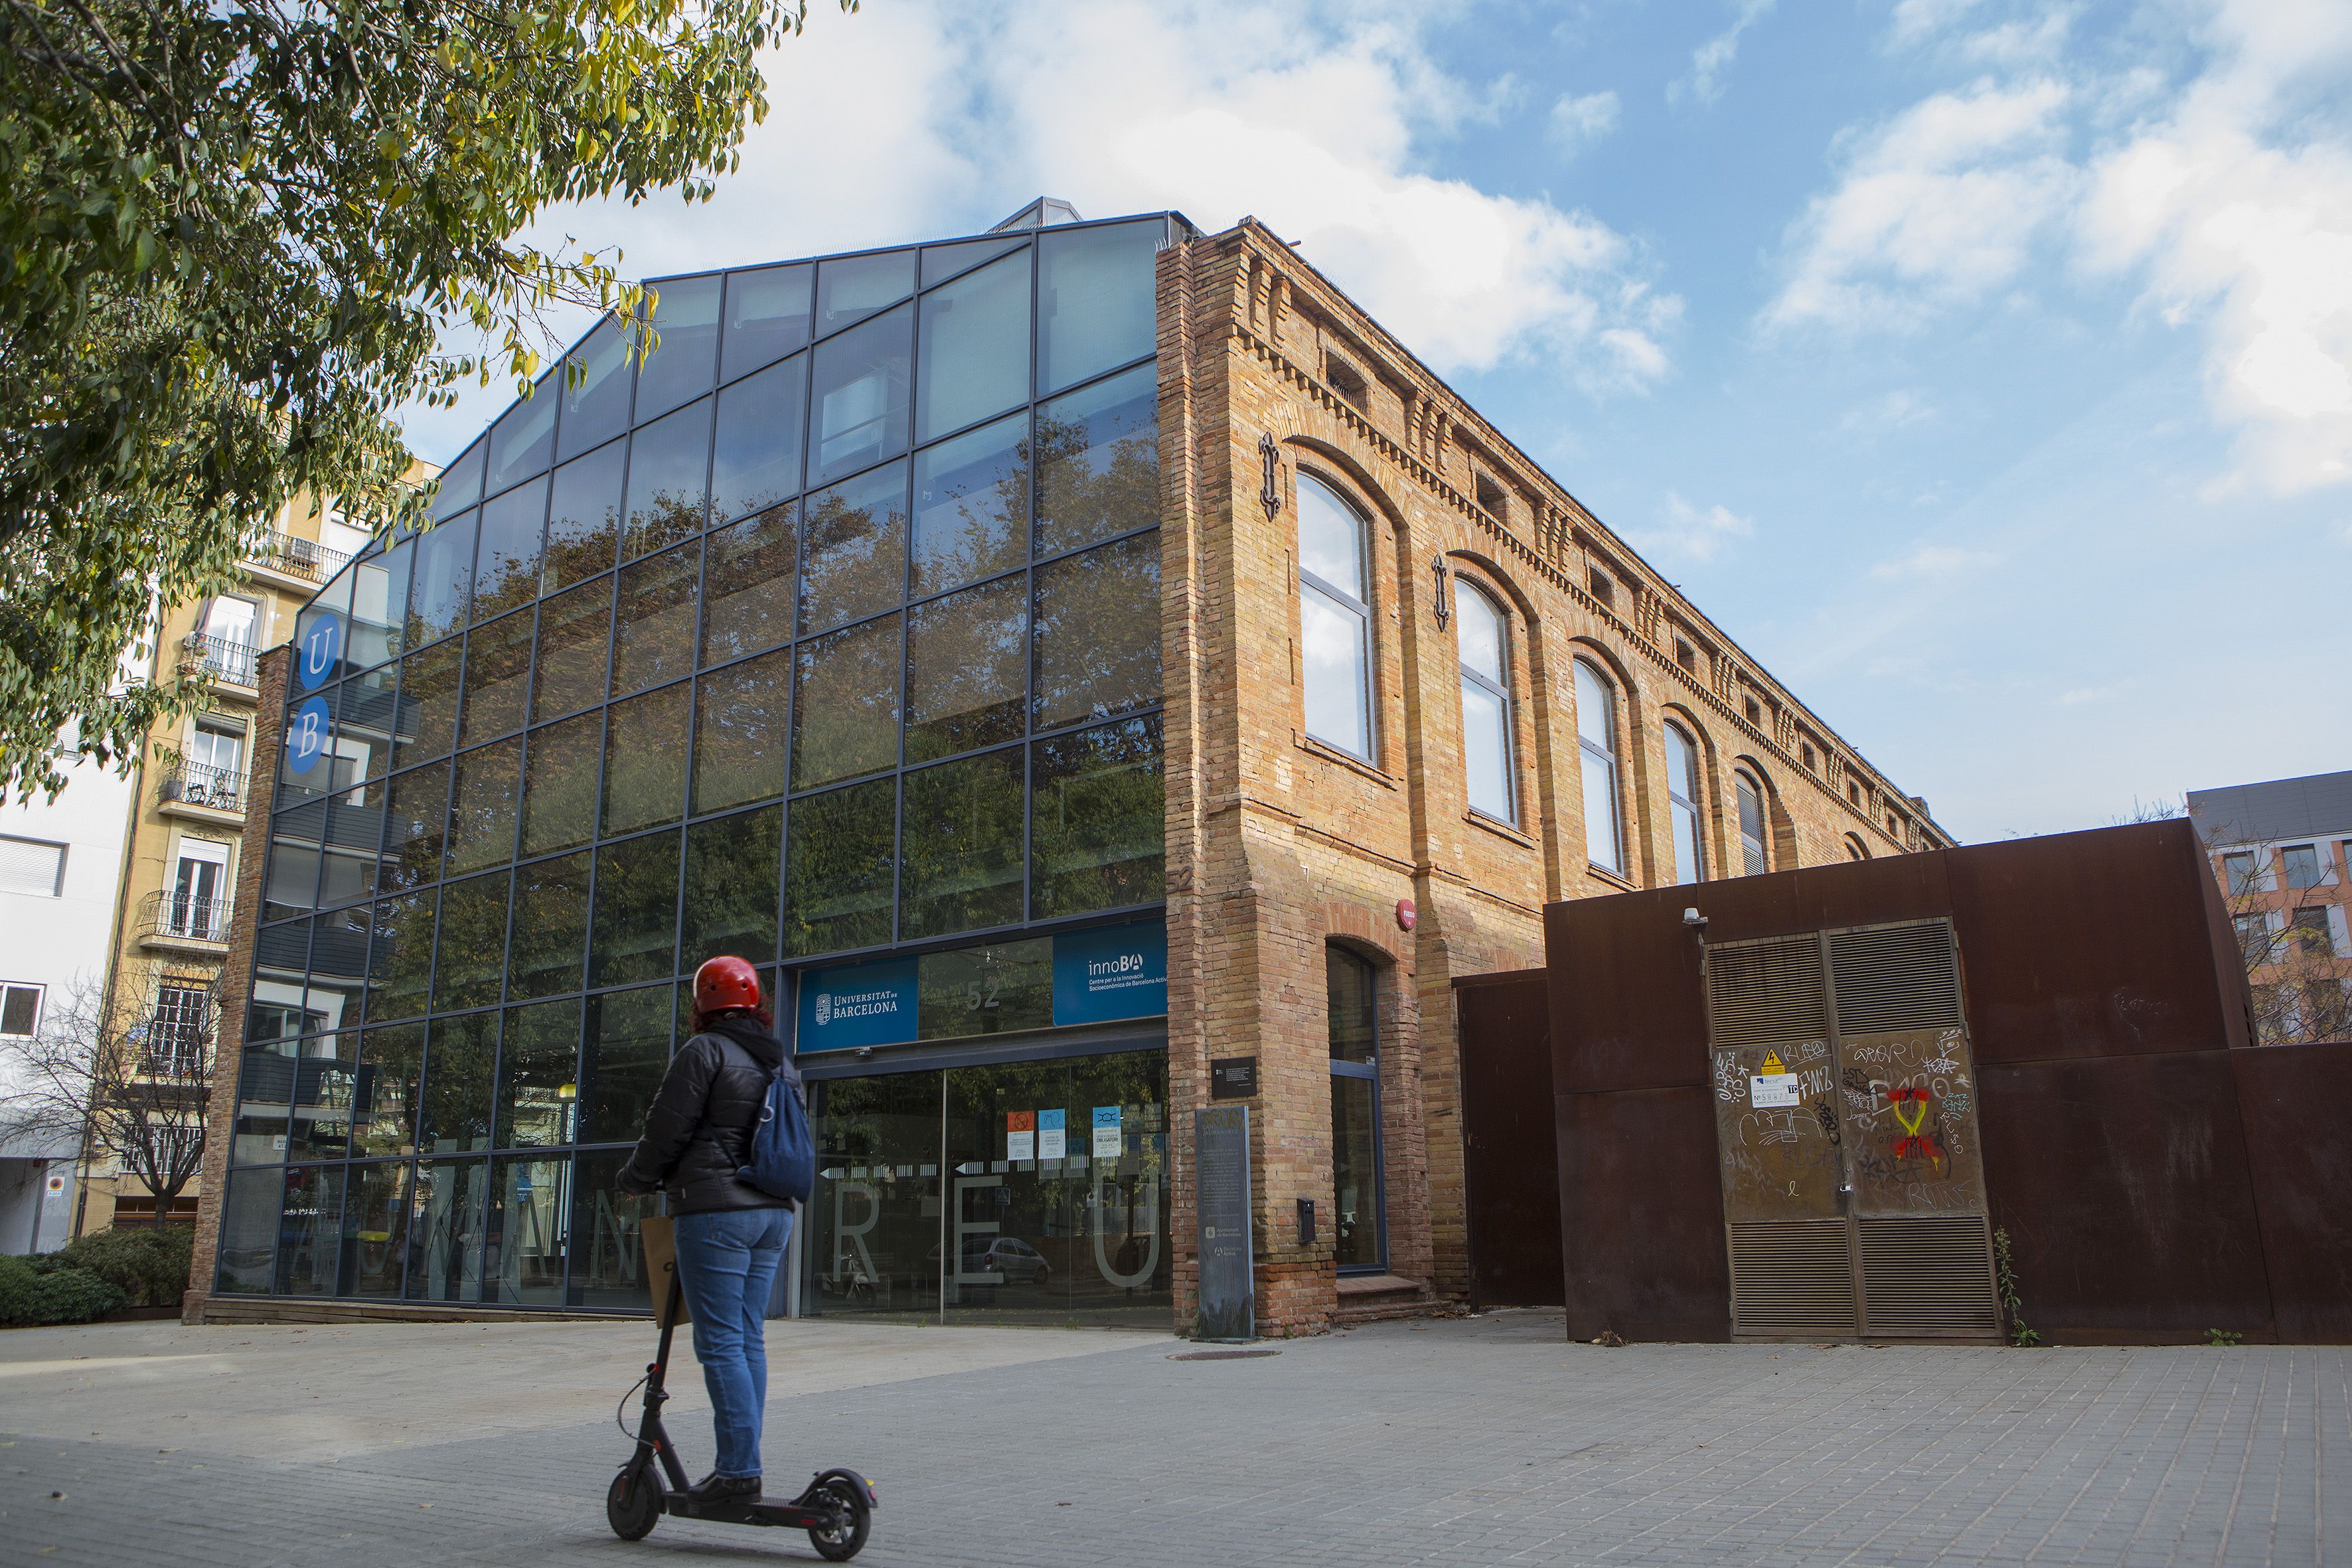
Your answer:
[232,210,1182,1317]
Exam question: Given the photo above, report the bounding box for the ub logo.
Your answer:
[814,992,832,1026]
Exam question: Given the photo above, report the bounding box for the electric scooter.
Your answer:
[606,1262,876,1559]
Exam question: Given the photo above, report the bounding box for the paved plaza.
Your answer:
[1,1310,2344,1567]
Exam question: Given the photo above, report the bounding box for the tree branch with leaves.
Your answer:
[0,0,856,800]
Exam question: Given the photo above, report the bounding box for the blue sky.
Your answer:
[399,0,2352,845]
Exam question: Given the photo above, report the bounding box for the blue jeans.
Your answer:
[672,1206,793,1478]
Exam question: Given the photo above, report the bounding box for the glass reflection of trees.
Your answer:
[236,222,1182,1310]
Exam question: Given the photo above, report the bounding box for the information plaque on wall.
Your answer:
[1194,1105,1255,1342]
[1209,1057,1259,1099]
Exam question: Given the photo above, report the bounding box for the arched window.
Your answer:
[1297,475,1373,761]
[1845,834,1871,861]
[1735,769,1768,876]
[1456,583,1514,823]
[1665,722,1705,886]
[1326,945,1385,1271]
[1575,659,1624,876]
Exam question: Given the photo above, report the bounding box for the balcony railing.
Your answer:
[156,758,248,815]
[179,632,258,687]
[138,888,233,945]
[248,529,353,586]
[139,1040,210,1081]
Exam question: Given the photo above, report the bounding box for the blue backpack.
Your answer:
[734,1052,815,1206]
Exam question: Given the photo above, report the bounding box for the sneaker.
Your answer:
[684,1471,762,1503]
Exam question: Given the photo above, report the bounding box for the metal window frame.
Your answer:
[1294,471,1377,765]
[1735,769,1769,876]
[1573,657,1626,877]
[1452,580,1517,828]
[1325,947,1389,1275]
[236,222,1177,1312]
[1664,720,1707,882]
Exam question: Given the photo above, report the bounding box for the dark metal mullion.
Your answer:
[1036,345,1158,415]
[1022,347,1040,926]
[779,699,1162,807]
[892,288,921,953]
[546,343,641,1296]
[901,516,1160,622]
[631,208,1160,310]
[1370,968,1389,1270]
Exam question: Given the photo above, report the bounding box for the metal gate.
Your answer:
[1703,919,1999,1341]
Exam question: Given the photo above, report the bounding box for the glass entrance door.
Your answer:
[803,1046,1170,1325]
[1326,947,1386,1271]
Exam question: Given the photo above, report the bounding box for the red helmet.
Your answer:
[692,955,763,1016]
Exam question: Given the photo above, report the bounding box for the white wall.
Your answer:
[0,753,136,1081]
[0,755,131,1252]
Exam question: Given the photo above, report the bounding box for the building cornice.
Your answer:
[1206,222,1953,851]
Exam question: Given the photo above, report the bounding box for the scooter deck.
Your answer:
[661,1492,830,1528]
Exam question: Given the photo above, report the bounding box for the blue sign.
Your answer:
[295,610,343,690]
[1052,923,1168,1026]
[285,696,331,775]
[797,957,918,1052]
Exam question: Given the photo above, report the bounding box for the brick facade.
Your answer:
[1157,220,1954,1336]
[179,213,1948,1336]
[181,644,288,1321]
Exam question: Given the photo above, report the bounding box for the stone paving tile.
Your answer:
[0,1311,2346,1566]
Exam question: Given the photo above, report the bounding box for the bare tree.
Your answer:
[0,967,215,1219]
[2190,811,2352,1047]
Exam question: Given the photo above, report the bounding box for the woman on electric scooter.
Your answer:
[616,954,799,1504]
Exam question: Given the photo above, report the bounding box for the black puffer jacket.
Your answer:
[619,1014,801,1215]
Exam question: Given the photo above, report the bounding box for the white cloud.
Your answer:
[2075,3,2352,493]
[1888,0,1982,51]
[1888,0,2074,65]
[1774,0,2352,494]
[1955,11,2075,66]
[1869,542,1994,579]
[1548,90,1622,155]
[1763,77,2078,332]
[400,1,1680,461]
[1627,492,1755,563]
[2056,684,2119,705]
[1673,0,1775,107]
[1839,388,1936,433]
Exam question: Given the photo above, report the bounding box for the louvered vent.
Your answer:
[1727,1220,1857,1338]
[1857,1216,1999,1338]
[1704,936,1827,1051]
[1829,921,1963,1036]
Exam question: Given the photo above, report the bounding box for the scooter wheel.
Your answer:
[806,1476,871,1561]
[607,1466,661,1541]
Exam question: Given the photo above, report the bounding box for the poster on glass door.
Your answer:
[1006,1111,1035,1161]
[1038,1109,1066,1160]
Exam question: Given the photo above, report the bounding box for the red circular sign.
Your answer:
[1395,898,1417,932]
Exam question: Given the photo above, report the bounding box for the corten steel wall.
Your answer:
[1543,820,2352,1344]
[2232,1042,2352,1342]
[1453,971,1561,1307]
[1540,844,1960,1340]
[1949,825,2273,1344]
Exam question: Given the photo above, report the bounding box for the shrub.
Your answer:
[0,1255,127,1326]
[59,1225,195,1308]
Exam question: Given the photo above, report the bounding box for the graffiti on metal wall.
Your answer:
[1709,1040,1843,1223]
[1838,1026,1986,1216]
